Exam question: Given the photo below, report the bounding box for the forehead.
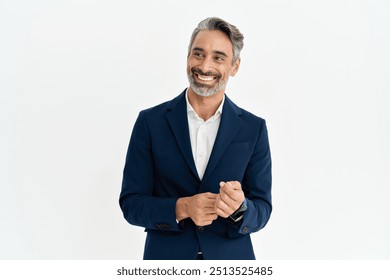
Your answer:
[191,30,233,57]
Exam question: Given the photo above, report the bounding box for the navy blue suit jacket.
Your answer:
[119,89,272,260]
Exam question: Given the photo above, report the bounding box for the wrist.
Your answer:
[175,197,188,221]
[229,198,247,223]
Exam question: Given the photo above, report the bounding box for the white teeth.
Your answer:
[197,75,214,81]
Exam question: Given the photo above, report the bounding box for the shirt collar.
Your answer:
[185,88,225,121]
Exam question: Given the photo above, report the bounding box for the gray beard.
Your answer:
[187,73,228,97]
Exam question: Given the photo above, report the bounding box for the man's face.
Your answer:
[187,30,240,97]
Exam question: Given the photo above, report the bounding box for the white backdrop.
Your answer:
[1,0,389,259]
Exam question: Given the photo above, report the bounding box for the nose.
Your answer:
[198,56,213,73]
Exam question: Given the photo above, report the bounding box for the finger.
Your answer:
[215,207,230,218]
[223,181,242,190]
[200,193,218,204]
[215,196,235,217]
[202,208,217,216]
[194,212,218,226]
[193,208,216,219]
[204,204,217,210]
[221,184,245,205]
[195,217,217,226]
[219,182,239,199]
[225,182,242,194]
[216,203,235,217]
[218,191,244,214]
[229,181,242,190]
[219,186,234,199]
[218,191,233,208]
[219,188,241,205]
[221,181,242,191]
[215,195,230,211]
[204,192,218,198]
[206,213,218,220]
[197,201,217,211]
[196,193,217,205]
[204,197,218,208]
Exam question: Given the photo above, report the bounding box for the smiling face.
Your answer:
[187,30,240,97]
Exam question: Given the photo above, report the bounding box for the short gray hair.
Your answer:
[188,17,244,63]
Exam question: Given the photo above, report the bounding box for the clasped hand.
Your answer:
[176,181,245,226]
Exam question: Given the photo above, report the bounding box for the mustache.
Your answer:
[191,68,221,78]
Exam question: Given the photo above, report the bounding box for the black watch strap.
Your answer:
[228,199,247,223]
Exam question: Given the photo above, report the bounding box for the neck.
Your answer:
[187,87,224,121]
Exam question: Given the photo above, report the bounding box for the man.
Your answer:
[119,17,272,260]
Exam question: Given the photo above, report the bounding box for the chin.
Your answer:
[189,83,215,97]
[188,76,226,97]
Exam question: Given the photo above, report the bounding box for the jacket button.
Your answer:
[242,226,250,233]
[197,226,204,231]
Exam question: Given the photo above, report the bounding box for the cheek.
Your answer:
[187,57,197,67]
[225,66,236,77]
[186,63,193,74]
[221,65,232,76]
[221,67,231,78]
[187,61,197,72]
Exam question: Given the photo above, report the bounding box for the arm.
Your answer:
[216,119,272,237]
[119,111,182,231]
[119,111,219,230]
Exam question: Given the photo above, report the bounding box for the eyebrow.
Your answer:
[192,47,228,58]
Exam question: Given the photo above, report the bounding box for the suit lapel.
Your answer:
[166,91,200,181]
[202,96,242,182]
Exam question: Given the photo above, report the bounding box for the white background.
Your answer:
[1,0,389,259]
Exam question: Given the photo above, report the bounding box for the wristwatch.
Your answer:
[228,198,247,223]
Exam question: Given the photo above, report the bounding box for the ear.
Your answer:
[230,58,241,77]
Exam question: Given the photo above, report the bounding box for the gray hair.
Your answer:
[188,17,244,63]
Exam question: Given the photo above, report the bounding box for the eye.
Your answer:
[193,51,204,58]
[214,56,224,61]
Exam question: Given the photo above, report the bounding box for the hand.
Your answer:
[215,181,245,218]
[176,192,218,226]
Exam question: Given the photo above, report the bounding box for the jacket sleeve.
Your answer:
[227,119,272,237]
[119,111,182,232]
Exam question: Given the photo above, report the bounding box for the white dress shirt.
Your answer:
[186,91,225,180]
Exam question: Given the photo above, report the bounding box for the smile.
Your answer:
[195,73,216,82]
